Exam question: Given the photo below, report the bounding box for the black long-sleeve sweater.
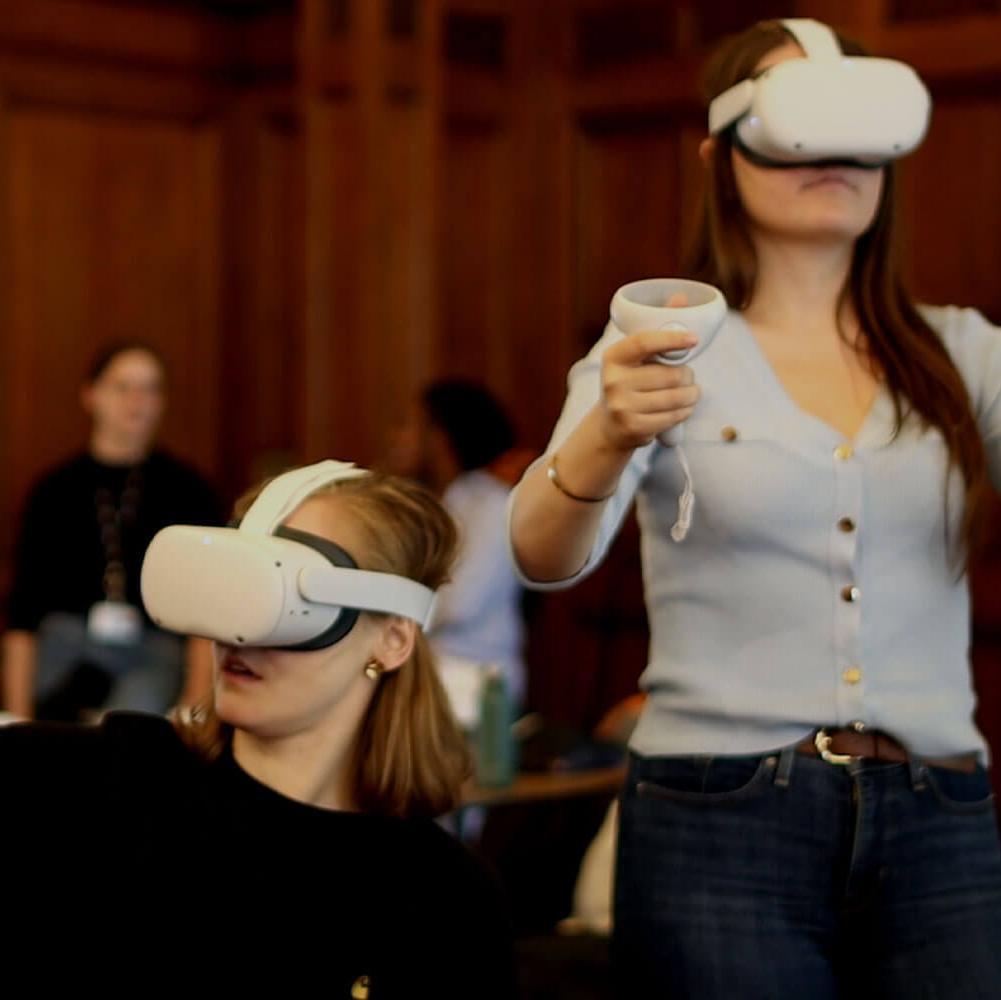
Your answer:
[2,712,516,996]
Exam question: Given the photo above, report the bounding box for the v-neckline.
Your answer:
[731,311,885,446]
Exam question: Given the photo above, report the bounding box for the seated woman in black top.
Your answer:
[3,461,516,996]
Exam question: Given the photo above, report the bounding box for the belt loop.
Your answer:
[907,754,927,791]
[774,745,795,788]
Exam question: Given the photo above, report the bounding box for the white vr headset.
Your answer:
[140,460,437,650]
[708,18,931,168]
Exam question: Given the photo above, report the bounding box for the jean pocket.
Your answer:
[634,754,776,805]
[925,765,995,815]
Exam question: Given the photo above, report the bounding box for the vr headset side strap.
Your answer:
[781,18,842,62]
[708,78,755,136]
[240,460,368,536]
[298,567,437,630]
[708,19,846,138]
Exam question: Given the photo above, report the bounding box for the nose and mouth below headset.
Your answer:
[140,461,437,652]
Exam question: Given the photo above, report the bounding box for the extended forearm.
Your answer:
[512,326,700,583]
[510,406,632,583]
[2,630,37,718]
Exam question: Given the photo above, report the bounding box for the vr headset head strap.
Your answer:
[780,18,842,62]
[275,524,439,639]
[239,460,368,536]
[299,565,438,631]
[252,465,439,634]
[708,19,842,136]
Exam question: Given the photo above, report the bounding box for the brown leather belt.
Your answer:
[796,729,977,773]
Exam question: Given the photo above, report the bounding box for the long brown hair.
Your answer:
[174,469,472,819]
[684,20,989,563]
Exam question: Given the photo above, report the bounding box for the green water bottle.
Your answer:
[476,665,515,787]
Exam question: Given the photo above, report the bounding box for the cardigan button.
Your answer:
[834,443,854,461]
[837,517,856,533]
[721,425,739,442]
[841,585,860,603]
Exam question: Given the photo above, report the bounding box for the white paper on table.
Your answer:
[435,654,485,731]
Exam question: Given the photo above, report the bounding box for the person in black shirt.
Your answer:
[2,343,221,720]
[2,465,516,996]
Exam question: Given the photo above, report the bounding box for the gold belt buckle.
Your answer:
[814,728,856,766]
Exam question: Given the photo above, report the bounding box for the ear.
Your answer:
[371,616,418,673]
[698,137,716,167]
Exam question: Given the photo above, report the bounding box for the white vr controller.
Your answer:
[609,278,727,455]
[610,278,727,365]
[141,460,437,651]
[708,18,931,168]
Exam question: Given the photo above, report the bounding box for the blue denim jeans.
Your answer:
[35,612,184,715]
[613,746,1001,998]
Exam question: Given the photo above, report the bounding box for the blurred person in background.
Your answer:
[387,378,531,706]
[1,342,221,721]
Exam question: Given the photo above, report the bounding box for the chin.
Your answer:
[802,203,879,236]
[784,217,872,244]
[215,689,264,730]
[217,696,297,741]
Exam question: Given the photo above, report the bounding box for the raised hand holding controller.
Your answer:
[609,278,727,446]
[607,278,727,541]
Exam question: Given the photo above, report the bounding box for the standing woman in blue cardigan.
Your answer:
[509,18,1001,998]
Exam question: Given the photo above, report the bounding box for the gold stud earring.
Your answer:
[363,659,385,681]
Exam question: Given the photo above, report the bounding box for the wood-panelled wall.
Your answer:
[0,1,296,572]
[1,0,1001,763]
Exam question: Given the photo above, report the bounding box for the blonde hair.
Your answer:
[174,469,472,819]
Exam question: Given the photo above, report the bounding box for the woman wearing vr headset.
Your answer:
[510,17,1001,999]
[4,464,515,995]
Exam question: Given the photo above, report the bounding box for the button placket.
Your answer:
[831,443,865,725]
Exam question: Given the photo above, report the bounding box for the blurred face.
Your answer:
[213,496,407,741]
[384,401,430,480]
[84,349,165,447]
[730,41,885,247]
[384,400,454,490]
